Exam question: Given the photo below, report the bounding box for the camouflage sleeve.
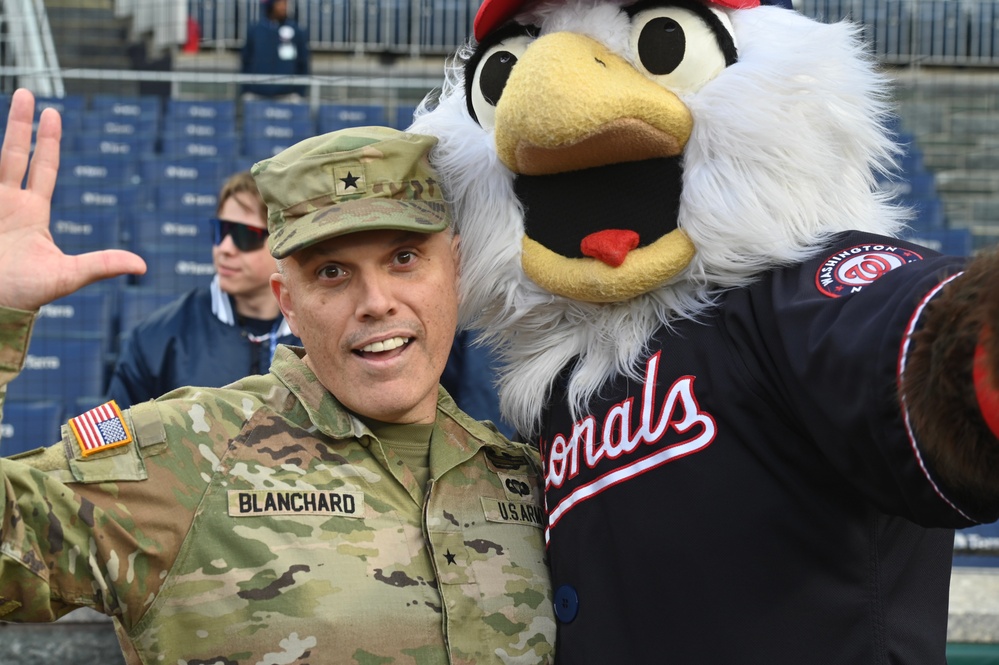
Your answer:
[0,306,36,406]
[0,396,213,626]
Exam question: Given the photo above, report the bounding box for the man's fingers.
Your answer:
[0,89,36,187]
[26,108,61,201]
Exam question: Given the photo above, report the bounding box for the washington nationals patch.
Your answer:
[815,243,923,298]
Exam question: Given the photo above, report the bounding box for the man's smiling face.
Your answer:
[272,228,460,424]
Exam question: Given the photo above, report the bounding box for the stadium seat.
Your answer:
[316,103,387,133]
[393,105,418,130]
[243,99,311,125]
[904,197,946,232]
[129,211,214,253]
[159,134,239,160]
[118,287,183,338]
[52,182,140,219]
[0,400,63,457]
[138,155,233,188]
[58,153,137,185]
[5,337,108,406]
[166,98,237,124]
[50,209,121,253]
[33,289,116,358]
[242,114,314,161]
[34,95,86,141]
[77,132,156,159]
[153,177,220,213]
[162,118,238,141]
[954,522,999,568]
[133,246,215,293]
[91,94,162,124]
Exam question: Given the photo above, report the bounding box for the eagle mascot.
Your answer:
[409,0,999,661]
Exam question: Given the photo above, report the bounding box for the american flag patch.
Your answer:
[69,401,133,457]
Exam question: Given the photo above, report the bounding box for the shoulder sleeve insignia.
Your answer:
[815,242,923,298]
[69,401,133,457]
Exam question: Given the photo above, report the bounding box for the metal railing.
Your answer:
[1,0,63,96]
[192,0,478,56]
[799,0,999,67]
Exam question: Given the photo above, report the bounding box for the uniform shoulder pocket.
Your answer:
[63,401,151,484]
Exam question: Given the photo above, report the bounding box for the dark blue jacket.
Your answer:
[241,17,310,97]
[107,279,301,408]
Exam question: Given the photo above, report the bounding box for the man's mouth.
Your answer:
[356,336,411,355]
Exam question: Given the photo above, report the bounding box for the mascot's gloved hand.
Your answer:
[903,248,999,516]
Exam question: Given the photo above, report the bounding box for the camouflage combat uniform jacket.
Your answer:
[0,307,556,664]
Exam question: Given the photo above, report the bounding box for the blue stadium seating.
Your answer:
[904,197,947,232]
[243,99,311,125]
[130,211,214,253]
[34,95,86,140]
[954,522,999,568]
[50,209,120,253]
[118,287,184,338]
[153,177,220,213]
[138,155,233,187]
[59,153,137,185]
[394,104,418,130]
[163,118,238,141]
[243,126,315,161]
[166,98,237,124]
[159,134,239,160]
[133,246,215,293]
[91,94,162,124]
[317,103,387,133]
[34,290,115,339]
[77,132,156,159]
[0,400,63,457]
[6,337,108,405]
[52,182,140,218]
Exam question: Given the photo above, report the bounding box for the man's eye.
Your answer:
[319,265,344,279]
[396,251,415,265]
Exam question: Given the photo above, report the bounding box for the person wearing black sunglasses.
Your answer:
[106,171,301,409]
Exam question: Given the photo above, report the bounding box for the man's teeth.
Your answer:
[361,337,409,353]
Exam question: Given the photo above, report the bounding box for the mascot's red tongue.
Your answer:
[580,229,640,267]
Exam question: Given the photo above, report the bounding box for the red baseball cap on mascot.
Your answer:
[474,0,764,41]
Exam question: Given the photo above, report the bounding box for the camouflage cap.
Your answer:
[251,126,451,259]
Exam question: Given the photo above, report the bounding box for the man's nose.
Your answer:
[354,271,397,319]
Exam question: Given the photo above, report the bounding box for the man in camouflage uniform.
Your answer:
[0,89,555,664]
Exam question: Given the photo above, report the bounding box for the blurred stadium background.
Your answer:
[0,0,998,661]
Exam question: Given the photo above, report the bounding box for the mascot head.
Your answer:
[411,0,909,434]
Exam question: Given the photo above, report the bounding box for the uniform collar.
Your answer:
[269,346,517,462]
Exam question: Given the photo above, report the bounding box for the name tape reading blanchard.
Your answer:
[228,489,365,518]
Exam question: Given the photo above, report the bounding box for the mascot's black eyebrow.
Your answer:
[624,0,739,66]
[464,23,541,125]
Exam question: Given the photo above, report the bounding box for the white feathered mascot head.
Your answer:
[410,0,908,436]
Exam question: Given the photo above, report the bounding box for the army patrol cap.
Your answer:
[251,126,451,259]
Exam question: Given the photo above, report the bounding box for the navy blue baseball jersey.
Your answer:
[539,231,991,664]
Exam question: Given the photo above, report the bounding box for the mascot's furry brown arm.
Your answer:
[411,0,999,661]
[904,250,999,517]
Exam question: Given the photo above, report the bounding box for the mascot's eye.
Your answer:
[469,33,534,130]
[637,17,685,75]
[628,6,732,94]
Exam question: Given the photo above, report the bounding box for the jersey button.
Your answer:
[553,584,579,623]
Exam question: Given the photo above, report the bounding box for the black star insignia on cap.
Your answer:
[340,171,360,189]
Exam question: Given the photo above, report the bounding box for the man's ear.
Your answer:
[271,272,300,337]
